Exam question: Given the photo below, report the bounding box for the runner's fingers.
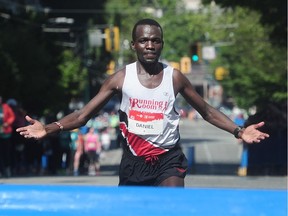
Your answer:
[19,131,26,136]
[20,131,31,137]
[16,127,25,132]
[259,134,268,140]
[24,134,30,139]
[253,134,268,143]
[25,134,35,139]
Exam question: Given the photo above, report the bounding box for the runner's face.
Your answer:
[131,25,163,64]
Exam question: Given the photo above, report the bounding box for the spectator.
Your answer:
[0,96,15,177]
[70,128,84,176]
[58,130,71,174]
[6,99,27,175]
[84,127,101,176]
[234,113,245,127]
[100,127,111,151]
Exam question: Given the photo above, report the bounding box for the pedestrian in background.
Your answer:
[17,18,269,186]
[100,127,111,151]
[6,99,27,175]
[0,96,15,177]
[84,127,101,176]
[58,130,71,174]
[71,128,84,176]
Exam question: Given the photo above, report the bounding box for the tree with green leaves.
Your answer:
[0,1,106,116]
[57,50,88,98]
[0,19,62,115]
[207,7,286,110]
[202,0,287,46]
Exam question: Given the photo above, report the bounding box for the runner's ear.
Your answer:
[131,41,135,50]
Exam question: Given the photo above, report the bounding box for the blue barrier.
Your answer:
[238,144,248,176]
[0,185,286,216]
[183,146,195,172]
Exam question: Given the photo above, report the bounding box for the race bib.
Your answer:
[128,110,164,135]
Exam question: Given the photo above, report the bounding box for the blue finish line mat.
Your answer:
[0,185,286,216]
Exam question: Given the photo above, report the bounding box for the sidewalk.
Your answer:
[1,173,286,190]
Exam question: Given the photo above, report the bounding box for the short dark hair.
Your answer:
[132,18,163,41]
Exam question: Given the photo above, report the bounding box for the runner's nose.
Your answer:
[146,40,154,49]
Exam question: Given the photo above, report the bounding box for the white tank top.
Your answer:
[119,62,180,157]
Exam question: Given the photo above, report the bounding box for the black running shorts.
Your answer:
[118,145,188,186]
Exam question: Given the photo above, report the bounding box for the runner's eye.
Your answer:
[138,39,148,44]
[152,39,162,44]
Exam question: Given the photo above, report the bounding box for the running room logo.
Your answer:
[129,98,168,112]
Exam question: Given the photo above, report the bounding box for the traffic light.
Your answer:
[104,27,120,52]
[104,28,111,51]
[106,60,115,75]
[180,57,191,74]
[190,42,202,63]
[113,27,119,51]
[215,66,229,80]
[169,61,180,70]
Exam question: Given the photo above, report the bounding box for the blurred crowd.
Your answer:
[0,95,247,178]
[0,96,120,178]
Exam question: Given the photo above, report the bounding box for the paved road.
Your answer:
[1,174,286,189]
[179,118,242,175]
[1,119,287,189]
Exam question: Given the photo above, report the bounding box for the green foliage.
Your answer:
[0,22,61,114]
[57,50,88,97]
[0,16,89,115]
[203,0,287,46]
[161,12,211,61]
[208,7,287,110]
